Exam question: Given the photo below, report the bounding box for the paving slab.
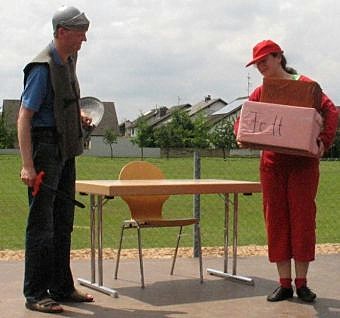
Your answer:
[1,254,340,317]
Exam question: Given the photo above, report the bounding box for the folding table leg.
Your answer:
[207,193,254,285]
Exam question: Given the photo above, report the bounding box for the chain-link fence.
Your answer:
[1,154,339,253]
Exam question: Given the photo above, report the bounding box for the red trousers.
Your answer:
[260,152,319,262]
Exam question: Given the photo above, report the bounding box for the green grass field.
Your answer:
[1,154,339,251]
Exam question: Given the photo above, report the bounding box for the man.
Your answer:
[17,6,94,313]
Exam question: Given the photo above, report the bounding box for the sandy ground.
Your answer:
[1,243,340,261]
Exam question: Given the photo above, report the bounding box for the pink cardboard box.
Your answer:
[236,101,323,157]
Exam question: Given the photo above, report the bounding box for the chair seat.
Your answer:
[124,218,198,227]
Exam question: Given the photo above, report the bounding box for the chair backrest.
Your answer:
[119,161,170,220]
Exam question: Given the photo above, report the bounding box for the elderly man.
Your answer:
[17,6,94,313]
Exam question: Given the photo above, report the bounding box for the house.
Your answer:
[1,98,162,157]
[1,98,119,141]
[148,104,192,129]
[119,120,133,137]
[1,99,20,129]
[189,95,227,118]
[124,107,166,137]
[126,104,192,137]
[205,96,248,132]
[210,96,248,125]
[122,96,232,137]
[92,101,119,136]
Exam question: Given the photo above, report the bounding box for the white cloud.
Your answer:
[1,0,340,121]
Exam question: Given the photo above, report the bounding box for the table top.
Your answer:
[76,179,262,196]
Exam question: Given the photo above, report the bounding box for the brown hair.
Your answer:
[272,53,297,75]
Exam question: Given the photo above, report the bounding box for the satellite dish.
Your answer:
[80,96,105,127]
[79,96,105,148]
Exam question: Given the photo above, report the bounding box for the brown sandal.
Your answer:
[25,297,63,313]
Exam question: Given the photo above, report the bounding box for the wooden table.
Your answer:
[76,179,262,297]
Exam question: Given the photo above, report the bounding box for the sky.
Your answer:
[2,0,340,123]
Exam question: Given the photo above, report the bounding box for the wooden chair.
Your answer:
[114,160,203,288]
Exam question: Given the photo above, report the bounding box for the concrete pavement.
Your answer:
[1,254,340,317]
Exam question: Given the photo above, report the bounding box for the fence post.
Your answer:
[193,150,201,257]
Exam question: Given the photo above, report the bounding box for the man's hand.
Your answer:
[17,106,36,187]
[20,166,37,188]
[80,111,93,129]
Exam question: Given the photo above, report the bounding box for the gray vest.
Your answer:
[24,44,84,161]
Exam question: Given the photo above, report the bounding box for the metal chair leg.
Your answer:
[137,226,145,288]
[114,225,125,279]
[170,226,183,275]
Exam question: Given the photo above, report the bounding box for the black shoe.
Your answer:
[267,286,294,302]
[296,286,316,302]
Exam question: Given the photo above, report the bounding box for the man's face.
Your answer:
[63,29,87,53]
[56,27,87,55]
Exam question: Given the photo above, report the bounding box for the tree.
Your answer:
[191,114,211,150]
[210,119,237,159]
[103,128,118,159]
[154,111,211,158]
[131,116,155,160]
[325,131,340,158]
[168,109,194,148]
[154,124,173,159]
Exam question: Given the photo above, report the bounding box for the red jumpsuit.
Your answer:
[235,75,338,262]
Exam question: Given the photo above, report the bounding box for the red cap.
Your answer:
[246,40,283,67]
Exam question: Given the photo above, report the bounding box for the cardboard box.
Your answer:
[236,101,323,157]
[260,78,322,109]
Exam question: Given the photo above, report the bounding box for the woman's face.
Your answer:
[255,54,282,77]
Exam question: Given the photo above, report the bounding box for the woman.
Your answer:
[235,40,338,302]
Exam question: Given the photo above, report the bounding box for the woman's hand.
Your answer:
[237,141,245,148]
[317,138,325,158]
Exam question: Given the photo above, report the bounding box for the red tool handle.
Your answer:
[31,170,85,208]
[32,171,45,196]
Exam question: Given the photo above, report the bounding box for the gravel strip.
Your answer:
[1,244,340,261]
